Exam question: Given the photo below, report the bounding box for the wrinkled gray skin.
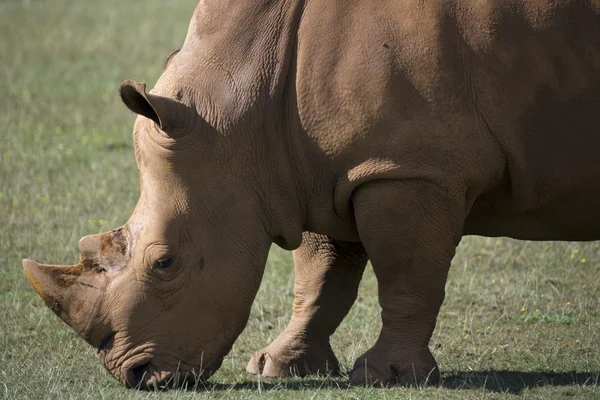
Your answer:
[23,0,600,389]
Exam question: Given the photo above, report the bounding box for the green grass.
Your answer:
[1,0,599,398]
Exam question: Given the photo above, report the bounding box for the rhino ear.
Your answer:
[119,80,181,132]
[163,48,180,72]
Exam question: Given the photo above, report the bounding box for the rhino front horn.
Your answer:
[22,259,105,338]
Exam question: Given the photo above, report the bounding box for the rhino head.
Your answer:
[22,41,303,386]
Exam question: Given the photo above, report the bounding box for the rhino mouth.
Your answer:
[123,358,154,389]
[120,355,222,390]
[96,333,224,390]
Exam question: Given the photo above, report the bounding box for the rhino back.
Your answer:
[294,0,600,240]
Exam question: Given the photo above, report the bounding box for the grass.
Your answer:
[1,0,599,398]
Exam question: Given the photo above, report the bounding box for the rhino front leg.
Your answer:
[247,231,367,377]
[350,180,464,386]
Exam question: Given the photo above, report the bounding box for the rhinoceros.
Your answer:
[22,0,600,389]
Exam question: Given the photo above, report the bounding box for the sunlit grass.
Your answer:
[1,0,599,398]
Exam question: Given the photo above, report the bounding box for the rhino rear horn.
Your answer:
[120,80,188,134]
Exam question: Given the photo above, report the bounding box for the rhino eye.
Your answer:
[153,256,174,270]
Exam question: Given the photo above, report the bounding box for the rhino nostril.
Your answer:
[98,332,115,351]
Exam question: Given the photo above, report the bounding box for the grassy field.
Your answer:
[1,0,599,399]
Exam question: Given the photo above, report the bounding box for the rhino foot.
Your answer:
[350,346,439,387]
[246,338,339,378]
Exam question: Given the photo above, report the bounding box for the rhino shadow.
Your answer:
[441,370,600,394]
[177,377,349,392]
[177,370,599,394]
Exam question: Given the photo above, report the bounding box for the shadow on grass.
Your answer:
[188,378,352,392]
[182,370,599,394]
[442,370,600,394]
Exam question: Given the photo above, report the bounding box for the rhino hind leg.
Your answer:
[350,180,464,386]
[246,232,367,377]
